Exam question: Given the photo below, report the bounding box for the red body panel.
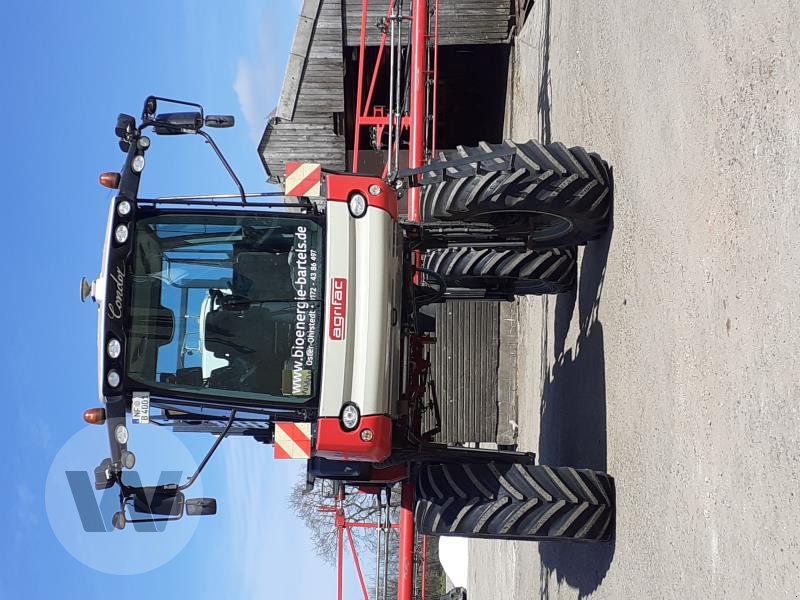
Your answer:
[315,415,393,462]
[325,173,399,220]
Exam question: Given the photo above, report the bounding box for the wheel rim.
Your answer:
[446,276,558,293]
[471,210,574,242]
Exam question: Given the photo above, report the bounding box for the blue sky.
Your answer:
[0,2,365,598]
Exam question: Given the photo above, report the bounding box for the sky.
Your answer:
[0,2,366,598]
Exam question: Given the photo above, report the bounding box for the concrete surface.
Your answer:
[469,1,800,598]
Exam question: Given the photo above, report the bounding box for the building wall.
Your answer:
[259,0,347,182]
[343,0,513,47]
[260,0,514,183]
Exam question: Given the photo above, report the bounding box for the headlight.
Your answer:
[137,136,151,150]
[114,224,129,244]
[117,199,132,216]
[107,370,121,388]
[121,450,136,469]
[107,338,121,359]
[368,184,382,196]
[131,154,145,173]
[114,424,129,445]
[340,403,360,431]
[348,193,367,218]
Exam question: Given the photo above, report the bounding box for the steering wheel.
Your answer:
[208,288,251,312]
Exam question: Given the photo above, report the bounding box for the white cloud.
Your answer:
[233,7,294,143]
[18,407,53,450]
[234,60,265,144]
[13,483,38,545]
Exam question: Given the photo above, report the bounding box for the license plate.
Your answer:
[131,392,150,424]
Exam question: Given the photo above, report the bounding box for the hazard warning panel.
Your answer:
[285,162,322,197]
[274,422,313,459]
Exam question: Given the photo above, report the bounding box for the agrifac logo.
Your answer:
[328,277,347,341]
[45,424,201,574]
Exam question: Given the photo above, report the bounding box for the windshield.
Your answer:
[127,212,323,404]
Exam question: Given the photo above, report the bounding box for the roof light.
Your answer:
[114,224,129,244]
[107,370,121,388]
[131,154,145,173]
[117,199,132,216]
[83,408,107,425]
[107,339,121,359]
[80,277,93,303]
[99,172,121,189]
[114,424,129,445]
[121,450,136,469]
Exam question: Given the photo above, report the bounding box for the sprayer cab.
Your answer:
[83,96,403,524]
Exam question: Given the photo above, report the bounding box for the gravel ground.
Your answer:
[468,1,800,598]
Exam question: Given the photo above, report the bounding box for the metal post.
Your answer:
[393,6,403,176]
[375,494,382,600]
[364,2,397,130]
[387,4,396,176]
[353,0,370,172]
[383,491,391,600]
[398,6,429,596]
[345,526,370,600]
[397,482,415,600]
[337,522,344,600]
[408,0,428,222]
[431,0,439,157]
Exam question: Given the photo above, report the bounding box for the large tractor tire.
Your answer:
[415,462,615,542]
[423,246,576,295]
[420,141,612,247]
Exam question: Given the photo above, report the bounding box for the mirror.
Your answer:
[112,511,126,530]
[93,458,114,490]
[153,112,203,135]
[185,497,218,516]
[144,96,157,117]
[115,113,136,139]
[131,487,185,516]
[205,115,235,128]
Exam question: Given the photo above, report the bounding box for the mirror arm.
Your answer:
[178,409,238,492]
[196,129,247,206]
[142,95,204,121]
[124,515,183,525]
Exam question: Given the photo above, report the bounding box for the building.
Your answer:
[259,0,516,183]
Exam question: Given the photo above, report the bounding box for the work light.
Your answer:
[340,403,360,431]
[348,193,368,218]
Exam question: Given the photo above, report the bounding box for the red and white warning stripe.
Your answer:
[274,422,313,459]
[285,162,322,197]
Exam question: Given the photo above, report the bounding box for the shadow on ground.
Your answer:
[536,0,552,144]
[520,2,617,596]
[536,230,615,599]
